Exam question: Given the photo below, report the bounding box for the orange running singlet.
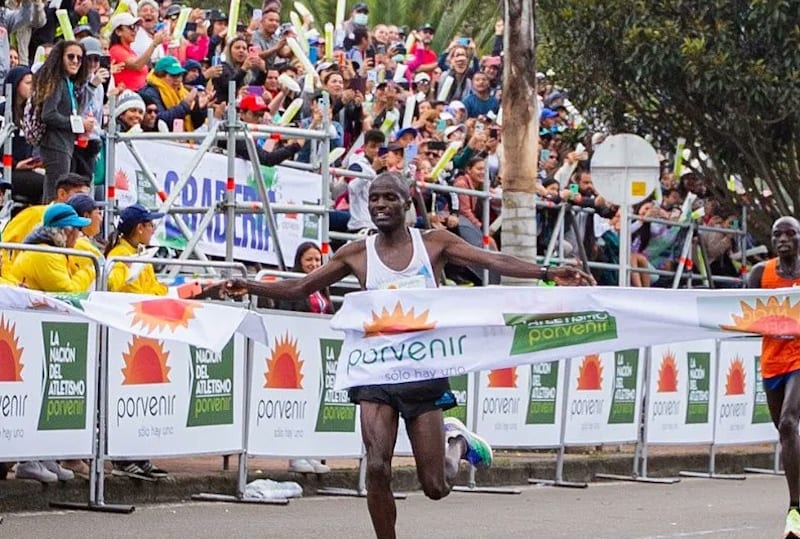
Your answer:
[760,258,800,379]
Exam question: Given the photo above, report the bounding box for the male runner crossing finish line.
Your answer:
[215,173,594,538]
[749,217,800,539]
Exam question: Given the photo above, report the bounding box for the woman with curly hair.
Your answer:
[31,40,95,203]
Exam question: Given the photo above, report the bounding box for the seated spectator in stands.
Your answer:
[1,173,91,278]
[32,40,95,203]
[65,193,103,283]
[463,72,499,119]
[0,67,45,209]
[109,13,165,92]
[105,204,170,480]
[139,55,212,132]
[8,202,95,291]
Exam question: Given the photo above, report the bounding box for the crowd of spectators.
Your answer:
[0,0,751,482]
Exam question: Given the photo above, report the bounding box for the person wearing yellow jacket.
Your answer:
[104,203,170,480]
[65,193,104,282]
[7,203,94,484]
[8,203,95,293]
[0,173,92,279]
[105,204,168,296]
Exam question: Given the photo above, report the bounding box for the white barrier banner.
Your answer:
[107,331,245,457]
[247,312,361,458]
[0,312,96,460]
[646,341,716,445]
[332,287,800,389]
[475,364,563,448]
[714,339,776,445]
[564,349,642,445]
[394,373,473,456]
[115,140,323,265]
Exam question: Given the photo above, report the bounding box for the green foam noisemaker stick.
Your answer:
[171,7,192,47]
[56,10,75,41]
[226,0,240,40]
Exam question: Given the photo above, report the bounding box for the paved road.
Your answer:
[1,475,787,538]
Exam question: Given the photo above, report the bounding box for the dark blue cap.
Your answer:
[118,204,164,233]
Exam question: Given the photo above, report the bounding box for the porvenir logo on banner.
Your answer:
[130,298,201,332]
[362,302,436,336]
[719,297,800,336]
[658,351,679,393]
[488,368,518,388]
[504,311,618,355]
[265,334,304,389]
[725,356,746,396]
[577,354,603,390]
[122,336,171,385]
[187,339,235,427]
[0,315,24,382]
[38,322,89,430]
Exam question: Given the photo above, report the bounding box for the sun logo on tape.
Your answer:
[264,333,304,389]
[577,354,603,390]
[362,302,436,337]
[130,298,201,333]
[487,367,517,388]
[121,336,171,385]
[657,351,679,392]
[725,356,746,396]
[0,316,24,382]
[720,297,800,337]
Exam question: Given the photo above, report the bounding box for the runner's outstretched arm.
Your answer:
[435,229,596,286]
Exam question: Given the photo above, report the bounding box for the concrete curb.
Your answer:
[0,451,776,513]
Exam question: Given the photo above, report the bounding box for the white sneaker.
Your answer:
[15,461,58,483]
[307,459,330,474]
[287,459,315,473]
[42,460,75,481]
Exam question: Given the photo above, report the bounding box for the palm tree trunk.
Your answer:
[500,0,539,285]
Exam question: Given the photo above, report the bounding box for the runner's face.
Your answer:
[772,220,800,258]
[368,180,408,231]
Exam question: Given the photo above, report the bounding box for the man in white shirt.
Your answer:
[131,0,163,63]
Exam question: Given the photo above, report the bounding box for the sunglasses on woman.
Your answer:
[66,53,83,63]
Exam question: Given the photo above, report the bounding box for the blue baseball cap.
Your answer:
[66,193,102,217]
[540,108,559,120]
[395,127,418,141]
[118,204,164,233]
[43,203,92,228]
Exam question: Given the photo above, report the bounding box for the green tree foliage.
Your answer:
[540,0,800,243]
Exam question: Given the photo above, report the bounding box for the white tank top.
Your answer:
[365,228,438,290]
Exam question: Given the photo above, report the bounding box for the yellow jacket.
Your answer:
[9,247,96,293]
[70,236,103,280]
[1,205,47,277]
[106,239,168,296]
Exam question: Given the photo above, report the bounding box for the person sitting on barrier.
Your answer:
[274,241,334,474]
[0,66,46,215]
[138,55,213,132]
[211,172,595,539]
[748,216,800,538]
[8,202,95,292]
[105,203,170,480]
[1,173,92,279]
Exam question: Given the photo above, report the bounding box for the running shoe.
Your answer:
[785,508,800,538]
[112,462,151,481]
[443,417,493,469]
[140,461,169,479]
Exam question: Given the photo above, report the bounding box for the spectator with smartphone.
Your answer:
[212,36,266,98]
[130,0,163,62]
[110,12,166,91]
[251,7,287,68]
[438,46,473,102]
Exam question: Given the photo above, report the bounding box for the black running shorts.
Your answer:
[348,378,456,420]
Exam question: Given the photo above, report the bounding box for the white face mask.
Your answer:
[354,13,368,25]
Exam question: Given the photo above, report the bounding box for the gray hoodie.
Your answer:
[0,0,43,88]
